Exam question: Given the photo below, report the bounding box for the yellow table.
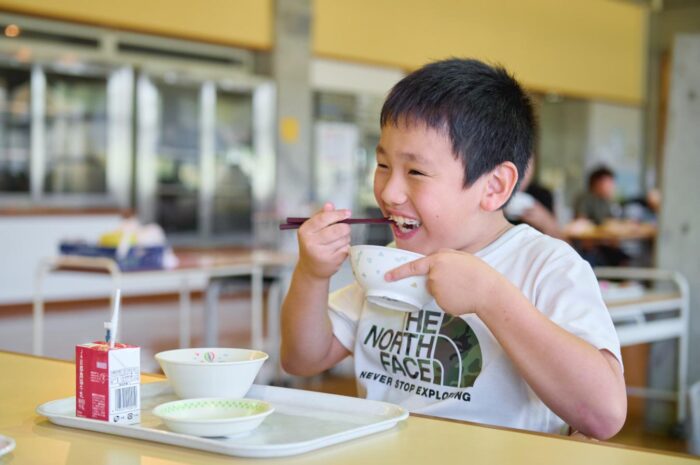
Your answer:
[0,351,696,465]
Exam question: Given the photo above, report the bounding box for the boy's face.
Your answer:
[593,176,616,200]
[374,121,490,255]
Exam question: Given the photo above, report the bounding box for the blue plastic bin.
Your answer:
[59,241,166,271]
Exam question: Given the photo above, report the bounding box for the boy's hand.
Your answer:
[385,249,505,316]
[297,202,352,280]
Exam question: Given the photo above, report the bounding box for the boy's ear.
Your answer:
[481,162,519,211]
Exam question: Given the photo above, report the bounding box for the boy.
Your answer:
[575,166,620,225]
[575,166,629,267]
[281,59,626,439]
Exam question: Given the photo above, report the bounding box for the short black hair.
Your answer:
[588,166,615,189]
[380,58,535,189]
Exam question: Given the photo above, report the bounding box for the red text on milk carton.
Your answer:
[76,342,140,424]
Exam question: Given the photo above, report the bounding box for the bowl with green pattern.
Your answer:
[153,397,274,437]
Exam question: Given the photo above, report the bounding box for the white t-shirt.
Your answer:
[328,224,622,435]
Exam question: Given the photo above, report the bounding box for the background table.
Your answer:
[597,267,690,424]
[1,351,697,464]
[565,221,657,243]
[32,249,296,356]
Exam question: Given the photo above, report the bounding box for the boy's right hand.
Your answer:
[296,202,352,280]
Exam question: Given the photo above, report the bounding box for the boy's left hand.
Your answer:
[385,249,506,316]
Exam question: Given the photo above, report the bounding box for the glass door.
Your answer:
[0,60,132,207]
[212,89,254,236]
[43,71,108,195]
[155,83,201,233]
[137,72,276,245]
[0,65,31,194]
[136,74,201,235]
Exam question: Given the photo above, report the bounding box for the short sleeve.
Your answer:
[534,250,623,369]
[328,282,365,353]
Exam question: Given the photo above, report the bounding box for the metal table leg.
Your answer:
[33,256,122,356]
[204,278,225,347]
[251,265,263,350]
[32,258,52,356]
[179,276,192,348]
[676,271,690,423]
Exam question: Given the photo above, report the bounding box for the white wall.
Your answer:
[0,214,204,304]
[585,101,644,199]
[311,58,404,96]
[538,97,643,222]
[0,214,119,304]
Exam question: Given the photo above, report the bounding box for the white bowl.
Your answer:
[153,397,274,437]
[0,434,15,458]
[349,245,432,312]
[155,348,268,399]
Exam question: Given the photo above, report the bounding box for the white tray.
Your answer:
[36,381,408,458]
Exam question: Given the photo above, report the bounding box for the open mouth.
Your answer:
[389,215,422,234]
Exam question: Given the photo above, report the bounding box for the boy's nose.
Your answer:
[379,174,408,206]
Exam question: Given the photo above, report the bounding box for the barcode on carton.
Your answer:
[115,386,137,411]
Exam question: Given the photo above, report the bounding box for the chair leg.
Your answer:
[266,281,283,384]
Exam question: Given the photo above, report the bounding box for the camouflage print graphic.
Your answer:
[364,309,483,388]
[433,315,482,388]
[431,359,444,385]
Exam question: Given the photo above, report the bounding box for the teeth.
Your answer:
[389,215,422,232]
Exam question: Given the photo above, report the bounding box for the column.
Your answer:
[655,34,700,432]
[273,0,313,252]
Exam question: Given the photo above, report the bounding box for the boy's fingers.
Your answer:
[315,223,351,244]
[303,208,351,233]
[385,257,431,281]
[323,233,351,251]
[332,243,351,258]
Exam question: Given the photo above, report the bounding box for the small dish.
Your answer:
[153,398,274,437]
[0,434,16,458]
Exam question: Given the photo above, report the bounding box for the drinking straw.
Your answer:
[106,289,122,349]
[104,321,112,346]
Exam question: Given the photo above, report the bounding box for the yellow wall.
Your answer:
[0,0,272,49]
[313,0,647,104]
[0,0,646,103]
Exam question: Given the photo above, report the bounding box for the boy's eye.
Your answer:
[377,163,389,169]
[408,169,425,176]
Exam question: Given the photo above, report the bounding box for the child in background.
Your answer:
[574,167,630,267]
[281,59,626,439]
[575,166,621,225]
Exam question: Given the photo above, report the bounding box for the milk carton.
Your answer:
[76,342,140,424]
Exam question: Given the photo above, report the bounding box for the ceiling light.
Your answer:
[4,24,21,38]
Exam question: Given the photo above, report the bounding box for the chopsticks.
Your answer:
[279,217,392,230]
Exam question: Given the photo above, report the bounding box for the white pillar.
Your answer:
[273,0,313,252]
[655,34,700,430]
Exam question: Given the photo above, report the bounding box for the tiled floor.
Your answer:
[0,294,692,456]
